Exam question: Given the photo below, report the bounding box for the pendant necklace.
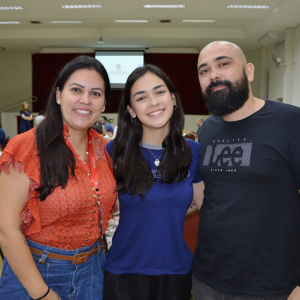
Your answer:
[148,148,163,166]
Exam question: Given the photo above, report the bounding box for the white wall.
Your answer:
[245,49,262,98]
[2,112,210,139]
[0,53,32,110]
[98,113,210,136]
[292,24,300,107]
[268,42,285,102]
[1,112,39,138]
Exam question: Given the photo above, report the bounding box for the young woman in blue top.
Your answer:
[19,101,33,133]
[104,65,204,300]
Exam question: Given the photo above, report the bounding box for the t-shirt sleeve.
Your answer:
[290,127,300,190]
[106,140,114,159]
[20,110,25,116]
[186,139,202,184]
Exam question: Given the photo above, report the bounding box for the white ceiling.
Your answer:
[0,0,299,53]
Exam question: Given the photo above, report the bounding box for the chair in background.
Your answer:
[185,133,195,141]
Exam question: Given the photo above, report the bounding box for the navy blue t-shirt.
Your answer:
[106,139,202,275]
[193,100,300,298]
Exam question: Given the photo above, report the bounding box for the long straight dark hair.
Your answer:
[36,56,111,200]
[113,64,192,199]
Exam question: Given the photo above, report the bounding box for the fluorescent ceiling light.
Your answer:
[50,21,83,23]
[226,5,270,9]
[143,5,185,8]
[115,20,149,23]
[61,5,103,9]
[0,6,24,10]
[182,20,215,23]
[0,21,21,24]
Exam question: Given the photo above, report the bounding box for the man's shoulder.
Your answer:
[201,115,219,128]
[105,122,114,130]
[265,99,300,115]
[263,100,300,125]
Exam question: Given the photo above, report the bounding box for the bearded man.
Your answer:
[192,41,300,300]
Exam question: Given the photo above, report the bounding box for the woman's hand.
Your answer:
[44,288,62,300]
[20,114,33,121]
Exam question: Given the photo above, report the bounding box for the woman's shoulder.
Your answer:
[6,128,37,152]
[2,128,37,159]
[0,128,40,182]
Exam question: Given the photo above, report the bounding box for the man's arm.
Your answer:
[288,286,300,300]
[193,181,205,210]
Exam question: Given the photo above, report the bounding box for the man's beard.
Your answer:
[201,69,250,117]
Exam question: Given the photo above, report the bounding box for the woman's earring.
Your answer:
[173,104,177,110]
[57,101,60,105]
[102,109,105,112]
[131,117,137,123]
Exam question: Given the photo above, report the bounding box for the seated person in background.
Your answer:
[185,130,198,141]
[19,102,33,134]
[196,117,203,143]
[94,120,101,126]
[0,125,6,152]
[93,124,112,142]
[93,123,103,135]
[101,116,114,133]
[35,110,46,126]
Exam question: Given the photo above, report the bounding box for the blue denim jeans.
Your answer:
[0,238,105,300]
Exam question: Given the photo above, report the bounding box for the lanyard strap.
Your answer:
[65,130,100,196]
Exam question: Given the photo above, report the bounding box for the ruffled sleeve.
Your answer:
[0,128,42,235]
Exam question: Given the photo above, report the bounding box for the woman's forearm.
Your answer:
[0,229,48,299]
[20,115,32,121]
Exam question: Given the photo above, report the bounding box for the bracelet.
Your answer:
[31,286,50,300]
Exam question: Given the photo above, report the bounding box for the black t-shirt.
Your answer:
[193,100,300,298]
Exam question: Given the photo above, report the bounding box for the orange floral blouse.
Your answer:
[0,125,117,250]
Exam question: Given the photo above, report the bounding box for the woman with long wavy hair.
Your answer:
[104,65,204,300]
[0,56,116,300]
